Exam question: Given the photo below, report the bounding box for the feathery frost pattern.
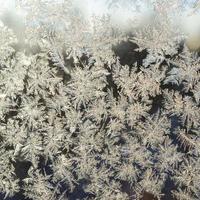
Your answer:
[0,0,199,200]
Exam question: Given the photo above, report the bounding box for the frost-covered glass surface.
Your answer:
[0,0,200,200]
